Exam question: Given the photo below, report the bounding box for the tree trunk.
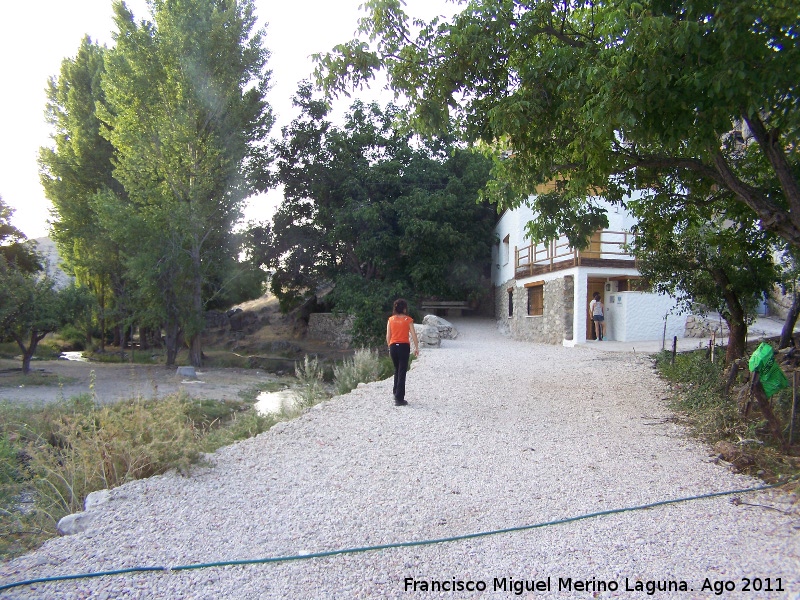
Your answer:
[15,331,46,375]
[99,284,106,353]
[164,319,180,366]
[725,318,747,365]
[711,267,747,363]
[779,290,800,349]
[189,245,204,368]
[189,333,203,368]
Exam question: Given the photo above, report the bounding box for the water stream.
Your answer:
[254,389,297,415]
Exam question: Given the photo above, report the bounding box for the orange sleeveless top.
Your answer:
[387,314,414,344]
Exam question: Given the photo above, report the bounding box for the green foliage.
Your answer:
[330,275,407,347]
[42,1,275,367]
[0,392,274,559]
[317,0,800,251]
[632,199,780,361]
[0,257,66,373]
[264,86,495,342]
[333,347,388,395]
[0,197,41,274]
[654,348,799,483]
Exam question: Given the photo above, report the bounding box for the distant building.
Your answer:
[492,197,686,345]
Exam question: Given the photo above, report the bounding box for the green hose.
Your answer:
[0,482,791,593]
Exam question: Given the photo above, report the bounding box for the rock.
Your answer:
[414,323,441,347]
[713,440,755,470]
[422,315,459,340]
[176,366,197,379]
[57,511,96,536]
[84,489,111,510]
[228,309,246,331]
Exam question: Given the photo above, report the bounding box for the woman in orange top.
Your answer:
[385,298,420,406]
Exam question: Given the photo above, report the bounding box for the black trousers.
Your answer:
[389,343,411,401]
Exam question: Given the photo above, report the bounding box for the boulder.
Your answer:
[422,315,458,340]
[414,323,441,347]
[176,366,197,379]
[84,489,111,510]
[57,511,96,536]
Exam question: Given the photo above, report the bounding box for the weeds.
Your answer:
[333,348,390,396]
[0,348,394,560]
[654,348,800,484]
[0,392,274,560]
[292,355,329,410]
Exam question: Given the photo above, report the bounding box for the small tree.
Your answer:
[0,259,62,373]
[0,197,40,274]
[632,205,778,363]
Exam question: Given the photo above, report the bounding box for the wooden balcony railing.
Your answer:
[515,231,636,279]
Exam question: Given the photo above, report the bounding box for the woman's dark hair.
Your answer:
[393,298,408,314]
[593,292,601,299]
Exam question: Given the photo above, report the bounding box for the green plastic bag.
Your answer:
[748,342,788,398]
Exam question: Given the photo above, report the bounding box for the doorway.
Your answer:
[586,279,605,340]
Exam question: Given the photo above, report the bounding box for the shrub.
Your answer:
[293,355,329,410]
[333,348,386,395]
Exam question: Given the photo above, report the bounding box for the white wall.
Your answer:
[605,291,685,342]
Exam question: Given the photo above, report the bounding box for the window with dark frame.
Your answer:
[507,288,514,317]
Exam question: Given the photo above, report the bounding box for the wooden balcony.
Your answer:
[514,231,636,279]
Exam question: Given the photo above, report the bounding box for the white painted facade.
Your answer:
[493,198,686,345]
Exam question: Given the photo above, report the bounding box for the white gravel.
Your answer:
[1,319,799,599]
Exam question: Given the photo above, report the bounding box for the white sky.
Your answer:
[0,0,454,239]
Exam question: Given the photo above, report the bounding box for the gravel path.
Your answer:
[1,319,798,599]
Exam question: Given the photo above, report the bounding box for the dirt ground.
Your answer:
[0,359,281,406]
[0,294,348,407]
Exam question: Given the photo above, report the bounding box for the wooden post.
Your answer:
[751,372,787,450]
[711,331,716,363]
[672,336,677,365]
[662,315,667,351]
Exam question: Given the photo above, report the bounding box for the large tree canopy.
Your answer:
[317,0,800,249]
[42,0,275,366]
[263,85,495,343]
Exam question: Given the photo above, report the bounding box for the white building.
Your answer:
[492,198,686,345]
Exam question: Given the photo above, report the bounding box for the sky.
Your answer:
[0,0,455,240]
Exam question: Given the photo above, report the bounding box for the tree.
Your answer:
[0,258,61,374]
[316,0,800,251]
[631,197,779,362]
[775,247,800,349]
[99,0,274,366]
[40,37,127,351]
[266,85,495,344]
[0,197,41,274]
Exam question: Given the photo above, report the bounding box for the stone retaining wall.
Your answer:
[683,314,730,338]
[307,313,354,348]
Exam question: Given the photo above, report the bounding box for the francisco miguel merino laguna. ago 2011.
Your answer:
[402,575,786,595]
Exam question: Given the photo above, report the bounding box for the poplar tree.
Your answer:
[100,0,273,366]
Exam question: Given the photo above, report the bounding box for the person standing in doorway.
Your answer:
[589,292,605,341]
[386,299,420,406]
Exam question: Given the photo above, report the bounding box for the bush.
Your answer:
[293,355,329,410]
[333,348,387,395]
[57,324,89,351]
[654,347,799,483]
